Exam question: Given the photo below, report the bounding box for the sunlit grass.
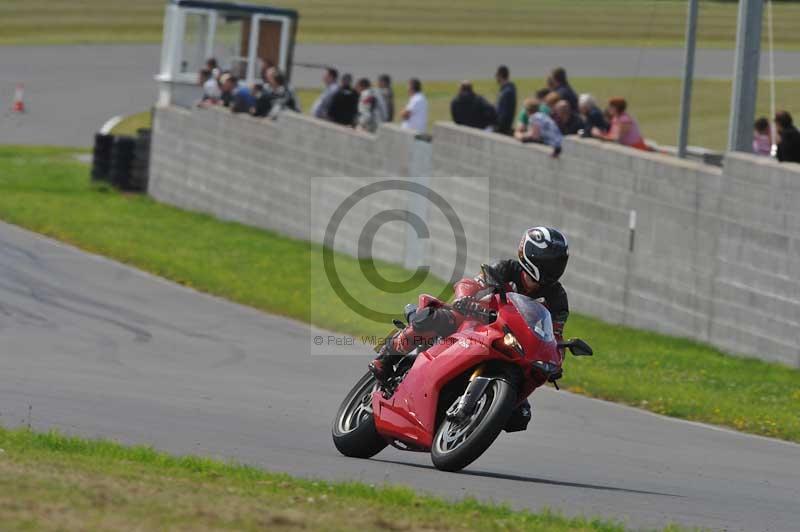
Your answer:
[2,0,800,49]
[0,426,646,531]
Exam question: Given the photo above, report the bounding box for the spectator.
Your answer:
[217,72,235,107]
[198,68,221,103]
[550,67,578,111]
[775,111,800,163]
[205,57,219,78]
[535,88,552,115]
[254,68,299,118]
[355,78,382,133]
[752,117,772,156]
[401,78,428,133]
[603,107,613,127]
[554,100,584,136]
[218,73,254,113]
[495,65,517,135]
[328,73,359,126]
[515,99,563,156]
[310,67,339,119]
[377,74,394,122]
[450,81,496,130]
[544,91,561,113]
[593,97,648,151]
[259,60,276,83]
[578,93,609,138]
[515,97,536,136]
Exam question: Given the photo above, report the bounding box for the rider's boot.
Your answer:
[504,398,532,433]
[368,344,403,384]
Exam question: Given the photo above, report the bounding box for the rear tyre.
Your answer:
[332,372,388,458]
[431,378,516,472]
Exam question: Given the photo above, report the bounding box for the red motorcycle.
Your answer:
[332,265,593,472]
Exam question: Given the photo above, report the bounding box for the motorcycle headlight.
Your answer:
[496,326,524,357]
[503,332,521,349]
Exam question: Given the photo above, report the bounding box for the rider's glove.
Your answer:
[452,295,478,316]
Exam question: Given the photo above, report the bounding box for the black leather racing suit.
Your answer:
[483,259,570,338]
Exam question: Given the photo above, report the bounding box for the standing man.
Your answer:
[401,78,428,133]
[495,65,517,135]
[328,73,359,126]
[551,67,578,111]
[451,81,496,130]
[377,74,394,123]
[310,67,339,119]
[775,111,800,163]
[355,78,382,133]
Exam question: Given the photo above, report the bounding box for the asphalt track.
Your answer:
[2,220,799,531]
[2,43,800,146]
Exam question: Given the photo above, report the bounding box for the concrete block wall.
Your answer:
[149,106,424,268]
[710,153,800,365]
[148,105,800,366]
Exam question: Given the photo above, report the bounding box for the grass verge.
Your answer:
[2,0,800,49]
[109,110,152,136]
[0,146,798,442]
[0,426,661,531]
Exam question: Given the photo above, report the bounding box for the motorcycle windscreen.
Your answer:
[506,292,554,342]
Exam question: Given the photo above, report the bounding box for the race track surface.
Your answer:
[1,220,799,531]
[2,43,800,146]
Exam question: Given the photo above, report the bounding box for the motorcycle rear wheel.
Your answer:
[332,372,388,458]
[431,378,515,472]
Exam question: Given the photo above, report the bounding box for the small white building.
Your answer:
[156,0,299,107]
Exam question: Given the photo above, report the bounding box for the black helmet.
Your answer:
[517,227,569,286]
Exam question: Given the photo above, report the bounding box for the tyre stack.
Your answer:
[109,136,137,191]
[129,128,151,192]
[90,133,114,182]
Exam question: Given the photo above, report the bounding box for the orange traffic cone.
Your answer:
[12,84,25,113]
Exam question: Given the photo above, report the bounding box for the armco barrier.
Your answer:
[148,105,800,367]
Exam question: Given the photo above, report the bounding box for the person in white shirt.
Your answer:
[401,78,428,133]
[310,67,339,119]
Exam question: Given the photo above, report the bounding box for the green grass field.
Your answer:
[0,427,659,531]
[0,146,798,443]
[3,0,800,48]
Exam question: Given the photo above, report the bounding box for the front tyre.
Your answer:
[431,378,516,472]
[332,372,388,458]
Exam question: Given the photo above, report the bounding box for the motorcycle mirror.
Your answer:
[403,303,418,324]
[558,338,593,357]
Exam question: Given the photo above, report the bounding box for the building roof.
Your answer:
[170,0,299,19]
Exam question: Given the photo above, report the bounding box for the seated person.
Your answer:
[592,97,649,151]
[553,100,584,136]
[578,94,609,138]
[752,117,772,156]
[515,99,563,156]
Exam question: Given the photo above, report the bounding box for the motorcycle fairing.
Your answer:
[372,328,503,449]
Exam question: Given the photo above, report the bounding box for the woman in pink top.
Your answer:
[592,97,649,151]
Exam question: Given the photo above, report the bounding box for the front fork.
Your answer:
[446,365,491,422]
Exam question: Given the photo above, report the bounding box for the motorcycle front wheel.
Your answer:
[431,378,516,472]
[332,372,388,458]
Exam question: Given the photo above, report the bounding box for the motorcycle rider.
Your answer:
[370,226,569,378]
[368,226,569,430]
